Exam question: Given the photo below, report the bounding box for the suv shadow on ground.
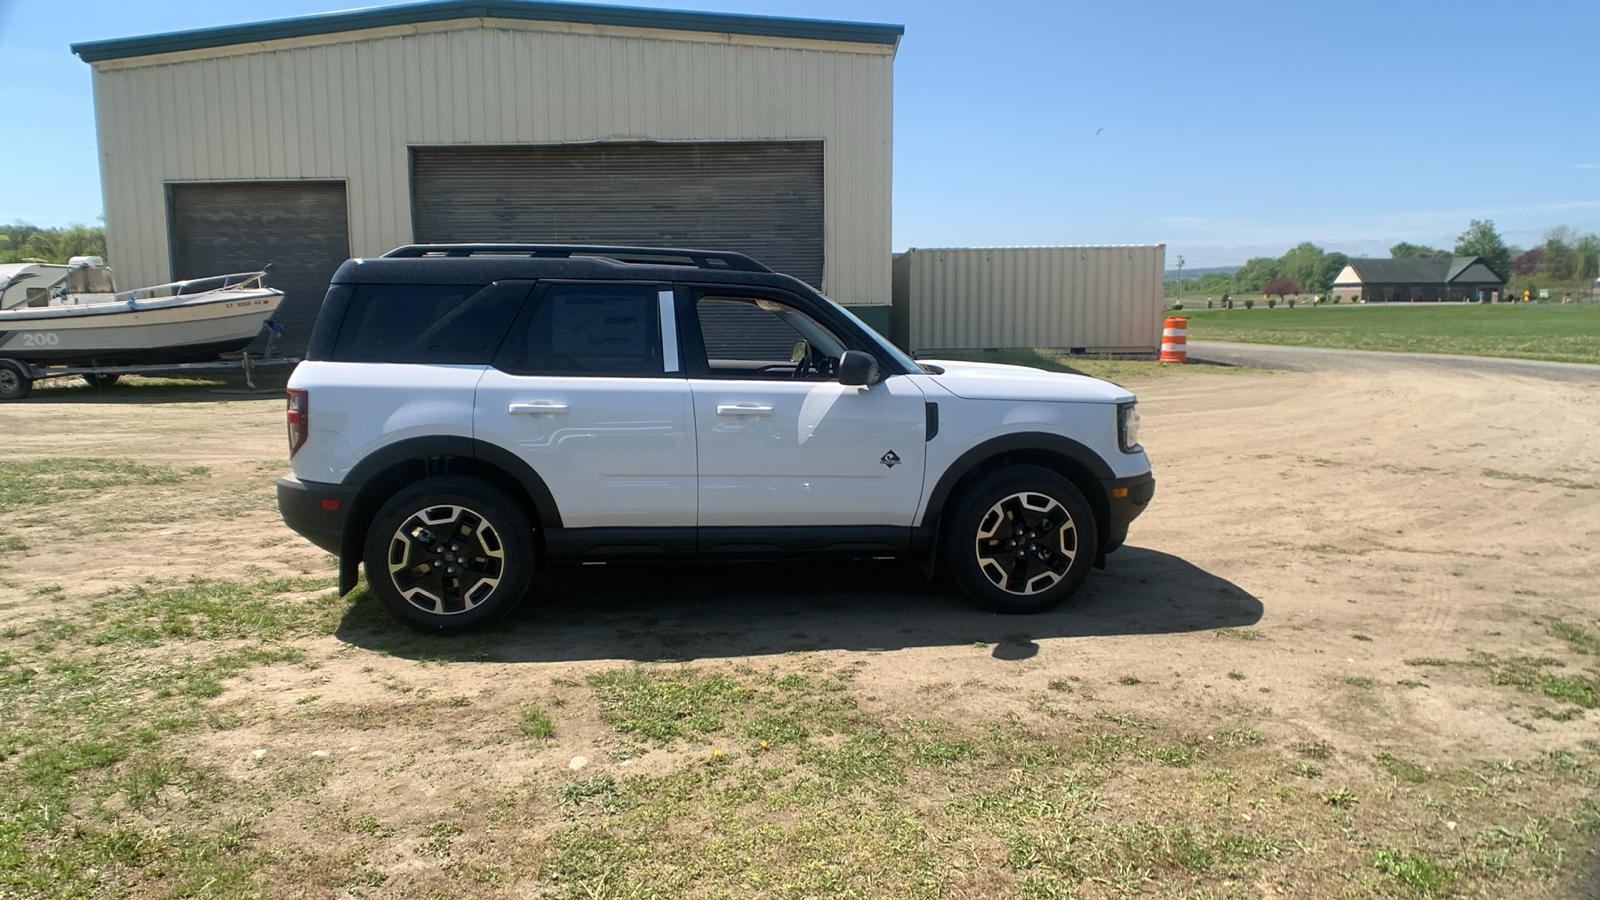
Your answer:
[331,546,1262,663]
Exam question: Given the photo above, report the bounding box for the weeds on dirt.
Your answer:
[0,457,208,513]
[1486,655,1600,710]
[1374,846,1454,896]
[1377,753,1433,784]
[3,575,1598,897]
[1545,618,1600,655]
[1405,657,1454,667]
[1481,469,1596,491]
[520,704,555,739]
[1294,740,1335,759]
[0,575,339,896]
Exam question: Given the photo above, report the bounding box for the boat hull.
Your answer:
[0,291,282,367]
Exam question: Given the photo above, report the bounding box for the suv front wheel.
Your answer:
[363,475,535,633]
[944,465,1098,613]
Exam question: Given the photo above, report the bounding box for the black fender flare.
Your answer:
[337,436,563,593]
[919,432,1114,529]
[343,435,563,527]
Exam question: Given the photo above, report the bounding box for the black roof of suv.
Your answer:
[305,243,910,371]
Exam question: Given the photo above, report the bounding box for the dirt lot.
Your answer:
[0,363,1596,897]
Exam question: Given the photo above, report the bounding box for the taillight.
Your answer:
[286,388,308,456]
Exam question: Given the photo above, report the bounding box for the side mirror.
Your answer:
[837,350,881,386]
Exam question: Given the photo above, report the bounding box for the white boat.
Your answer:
[0,260,283,367]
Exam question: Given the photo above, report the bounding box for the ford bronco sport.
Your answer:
[277,245,1154,632]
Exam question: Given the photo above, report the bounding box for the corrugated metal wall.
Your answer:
[891,246,1166,355]
[168,181,350,354]
[88,17,894,308]
[410,142,824,285]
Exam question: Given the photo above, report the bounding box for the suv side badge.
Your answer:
[880,450,901,468]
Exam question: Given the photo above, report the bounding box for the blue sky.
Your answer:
[3,0,1597,267]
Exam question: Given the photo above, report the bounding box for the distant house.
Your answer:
[1329,257,1504,303]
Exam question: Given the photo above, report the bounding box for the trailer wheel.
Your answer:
[0,361,31,401]
[82,373,121,389]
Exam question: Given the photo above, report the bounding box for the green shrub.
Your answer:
[1244,299,1254,309]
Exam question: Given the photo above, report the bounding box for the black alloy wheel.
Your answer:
[363,475,535,633]
[944,464,1098,613]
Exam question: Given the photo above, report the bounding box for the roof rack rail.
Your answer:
[380,244,772,273]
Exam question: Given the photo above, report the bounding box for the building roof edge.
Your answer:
[72,0,904,62]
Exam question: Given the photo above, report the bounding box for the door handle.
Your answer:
[717,403,774,417]
[509,401,568,416]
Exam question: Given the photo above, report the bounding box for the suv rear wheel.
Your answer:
[945,464,1098,613]
[363,475,535,633]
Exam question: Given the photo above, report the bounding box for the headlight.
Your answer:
[1117,402,1141,453]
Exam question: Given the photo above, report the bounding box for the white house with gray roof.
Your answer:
[1329,257,1504,304]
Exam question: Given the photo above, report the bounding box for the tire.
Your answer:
[943,464,1098,613]
[0,361,32,401]
[82,373,121,389]
[362,475,535,633]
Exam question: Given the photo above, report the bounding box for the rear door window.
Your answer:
[495,283,672,377]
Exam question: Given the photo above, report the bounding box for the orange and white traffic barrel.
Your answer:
[1159,316,1188,362]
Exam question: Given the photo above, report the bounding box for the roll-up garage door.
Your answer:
[411,142,824,287]
[168,181,350,357]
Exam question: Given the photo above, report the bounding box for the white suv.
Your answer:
[277,245,1154,632]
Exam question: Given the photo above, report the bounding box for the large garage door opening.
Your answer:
[168,181,350,357]
[410,142,824,287]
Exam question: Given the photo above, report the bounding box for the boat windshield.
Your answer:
[0,265,70,309]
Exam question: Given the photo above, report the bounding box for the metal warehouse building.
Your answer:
[891,246,1166,355]
[71,0,903,354]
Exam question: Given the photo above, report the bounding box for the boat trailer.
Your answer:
[0,321,296,401]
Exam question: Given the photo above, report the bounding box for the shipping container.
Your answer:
[890,245,1165,355]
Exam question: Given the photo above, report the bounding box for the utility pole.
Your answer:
[1176,255,1185,306]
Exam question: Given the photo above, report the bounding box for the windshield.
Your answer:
[0,265,70,307]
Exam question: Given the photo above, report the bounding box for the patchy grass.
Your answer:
[0,458,208,514]
[1178,303,1600,364]
[1405,657,1454,667]
[1,577,1597,897]
[0,576,338,896]
[1377,753,1432,784]
[1482,469,1597,490]
[1374,847,1454,896]
[1484,655,1600,710]
[1546,618,1600,656]
[520,704,555,739]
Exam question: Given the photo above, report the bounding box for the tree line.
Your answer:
[1165,220,1600,299]
[0,223,108,265]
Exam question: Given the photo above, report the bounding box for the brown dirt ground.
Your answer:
[1,363,1597,894]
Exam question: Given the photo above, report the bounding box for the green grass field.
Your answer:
[1174,303,1600,365]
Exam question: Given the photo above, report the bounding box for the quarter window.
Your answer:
[329,282,525,364]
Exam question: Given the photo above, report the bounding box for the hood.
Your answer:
[919,359,1135,404]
